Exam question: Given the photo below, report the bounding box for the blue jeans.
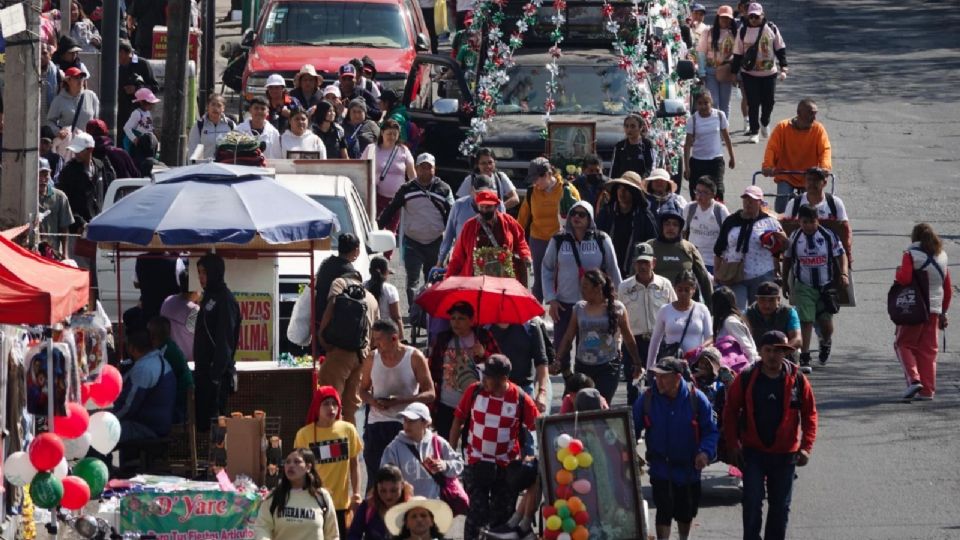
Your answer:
[530,237,550,302]
[741,449,797,540]
[622,335,651,406]
[704,68,733,119]
[774,181,796,213]
[403,236,442,308]
[731,271,777,311]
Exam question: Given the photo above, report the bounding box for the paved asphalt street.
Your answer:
[212,0,960,537]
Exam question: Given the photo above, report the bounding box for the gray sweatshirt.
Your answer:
[379,429,464,499]
[47,89,100,132]
[541,200,623,304]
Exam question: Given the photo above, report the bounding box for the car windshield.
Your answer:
[261,1,409,49]
[496,63,634,115]
[309,195,354,248]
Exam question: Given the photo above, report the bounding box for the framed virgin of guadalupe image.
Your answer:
[546,121,597,161]
[536,407,649,540]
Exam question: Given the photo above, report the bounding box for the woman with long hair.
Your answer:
[384,497,453,540]
[313,100,349,158]
[364,256,404,340]
[556,269,642,403]
[610,113,657,180]
[254,448,339,540]
[70,0,101,52]
[895,223,951,402]
[347,465,411,540]
[697,5,738,118]
[647,269,713,374]
[712,286,759,362]
[368,119,416,236]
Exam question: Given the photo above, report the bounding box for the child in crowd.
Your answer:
[122,88,159,151]
[293,386,363,539]
[559,373,610,413]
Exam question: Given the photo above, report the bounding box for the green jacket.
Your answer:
[161,338,195,424]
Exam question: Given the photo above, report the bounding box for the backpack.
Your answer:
[739,21,778,71]
[887,248,943,326]
[789,194,838,220]
[551,230,608,279]
[642,382,702,446]
[737,362,805,429]
[683,203,725,240]
[322,283,370,351]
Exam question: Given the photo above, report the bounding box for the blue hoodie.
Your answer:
[114,349,177,437]
[541,201,622,304]
[633,382,719,485]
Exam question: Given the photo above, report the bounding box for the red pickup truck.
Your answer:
[242,0,431,100]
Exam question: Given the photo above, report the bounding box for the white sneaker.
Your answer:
[760,124,769,138]
[901,382,923,401]
[748,133,760,144]
[742,119,749,133]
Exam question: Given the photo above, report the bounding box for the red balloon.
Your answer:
[61,476,91,510]
[555,484,573,499]
[54,402,91,439]
[29,433,65,471]
[90,366,122,406]
[543,530,560,540]
[568,439,584,455]
[574,510,590,525]
[542,505,557,518]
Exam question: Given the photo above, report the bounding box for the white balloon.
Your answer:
[557,534,572,540]
[556,433,572,449]
[4,451,37,486]
[88,412,121,454]
[53,458,69,479]
[64,433,92,461]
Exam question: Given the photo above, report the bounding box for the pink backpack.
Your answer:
[714,335,750,374]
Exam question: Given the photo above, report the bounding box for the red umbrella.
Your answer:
[414,275,545,325]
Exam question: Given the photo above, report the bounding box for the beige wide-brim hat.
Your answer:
[384,497,454,536]
[642,168,678,193]
[293,64,322,87]
[605,172,646,194]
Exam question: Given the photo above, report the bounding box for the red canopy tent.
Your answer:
[0,234,90,325]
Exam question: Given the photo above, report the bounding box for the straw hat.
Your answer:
[293,64,322,87]
[642,168,678,193]
[384,497,454,536]
[605,172,645,194]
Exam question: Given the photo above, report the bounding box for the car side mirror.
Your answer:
[415,33,430,52]
[656,98,687,118]
[675,60,696,81]
[241,29,256,48]
[367,230,397,254]
[432,98,459,116]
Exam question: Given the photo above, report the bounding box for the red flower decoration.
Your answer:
[601,2,613,17]
[544,98,556,112]
[497,252,508,262]
[523,3,537,16]
[549,45,563,58]
[477,258,486,267]
[555,0,567,11]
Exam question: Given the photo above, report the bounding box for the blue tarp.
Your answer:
[86,165,339,246]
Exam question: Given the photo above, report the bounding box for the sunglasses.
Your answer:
[748,14,761,19]
[569,211,589,219]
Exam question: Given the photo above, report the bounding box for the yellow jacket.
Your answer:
[517,181,581,241]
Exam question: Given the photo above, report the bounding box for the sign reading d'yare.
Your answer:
[120,490,261,540]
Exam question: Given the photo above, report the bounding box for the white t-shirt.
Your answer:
[684,201,730,268]
[647,302,713,370]
[280,131,326,158]
[372,282,400,321]
[720,215,783,279]
[237,120,282,160]
[783,193,849,222]
[456,172,516,199]
[688,109,728,160]
[788,227,844,288]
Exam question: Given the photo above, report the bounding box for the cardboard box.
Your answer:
[152,26,201,64]
[224,416,266,484]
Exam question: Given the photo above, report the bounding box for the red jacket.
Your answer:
[446,212,532,278]
[723,362,817,455]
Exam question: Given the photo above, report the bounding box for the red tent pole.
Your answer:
[309,244,317,386]
[115,245,124,357]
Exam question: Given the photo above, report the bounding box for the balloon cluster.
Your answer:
[545,433,593,540]
[4,365,122,511]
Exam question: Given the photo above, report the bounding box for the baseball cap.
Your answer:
[691,3,706,12]
[66,132,95,153]
[483,354,512,378]
[747,2,763,16]
[742,185,764,201]
[416,153,436,166]
[265,73,286,87]
[323,85,341,98]
[574,388,605,412]
[756,280,782,297]
[64,67,87,79]
[526,157,551,183]
[134,88,160,103]
[650,357,686,375]
[339,63,357,78]
[475,190,501,207]
[398,402,432,422]
[38,158,52,172]
[758,330,795,350]
[85,119,109,137]
[634,242,655,262]
[717,5,735,18]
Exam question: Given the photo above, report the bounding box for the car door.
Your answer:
[402,54,474,179]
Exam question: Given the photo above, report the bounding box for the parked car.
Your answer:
[240,0,431,101]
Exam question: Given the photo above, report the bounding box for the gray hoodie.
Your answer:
[379,429,464,499]
[541,201,622,304]
[47,89,100,132]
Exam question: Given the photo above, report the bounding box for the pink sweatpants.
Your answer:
[895,314,940,397]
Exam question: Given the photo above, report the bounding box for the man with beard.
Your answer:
[446,190,531,284]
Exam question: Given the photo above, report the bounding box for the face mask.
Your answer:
[479,210,496,221]
[587,173,603,182]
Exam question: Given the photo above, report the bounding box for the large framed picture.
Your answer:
[546,121,597,161]
[536,407,648,540]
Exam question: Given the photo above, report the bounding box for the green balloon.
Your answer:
[73,458,109,498]
[29,472,64,509]
[558,505,571,519]
[562,517,577,533]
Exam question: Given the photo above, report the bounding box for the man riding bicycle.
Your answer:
[761,98,832,213]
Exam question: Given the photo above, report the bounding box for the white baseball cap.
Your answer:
[265,73,286,87]
[66,132,96,153]
[416,153,436,166]
[323,85,341,99]
[398,402,432,423]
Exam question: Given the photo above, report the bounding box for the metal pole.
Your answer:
[100,0,120,137]
[201,0,217,105]
[115,245,124,356]
[46,339,55,431]
[60,0,71,38]
[161,0,191,165]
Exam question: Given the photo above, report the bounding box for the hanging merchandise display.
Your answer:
[542,0,566,122]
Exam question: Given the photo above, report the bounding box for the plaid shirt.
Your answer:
[454,382,538,466]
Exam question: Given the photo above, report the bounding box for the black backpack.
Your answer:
[789,194,838,219]
[322,284,370,351]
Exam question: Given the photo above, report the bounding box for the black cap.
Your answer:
[471,173,496,191]
[446,300,474,318]
[758,330,795,350]
[650,356,686,375]
[574,388,604,411]
[380,89,399,105]
[483,354,512,378]
[756,281,782,297]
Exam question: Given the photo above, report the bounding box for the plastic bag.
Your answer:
[286,288,313,347]
[434,0,448,36]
